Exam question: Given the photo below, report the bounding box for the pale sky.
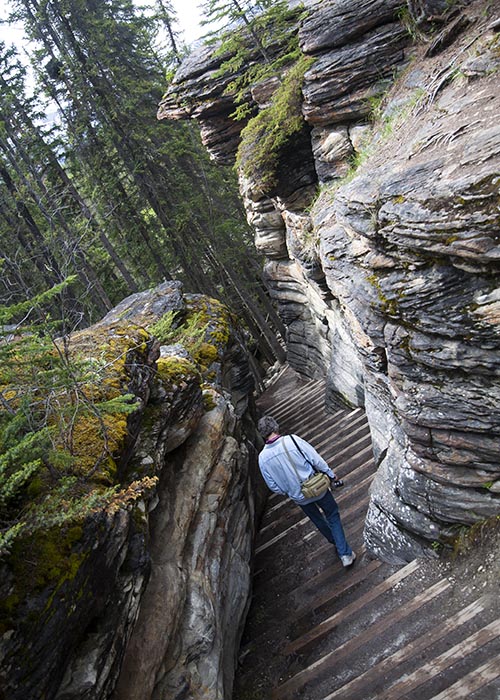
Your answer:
[0,0,206,50]
[172,0,204,45]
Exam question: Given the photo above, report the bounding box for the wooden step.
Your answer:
[291,410,348,446]
[429,656,500,699]
[252,519,366,598]
[314,410,368,452]
[321,596,490,700]
[284,560,420,656]
[270,376,325,413]
[297,409,353,445]
[376,618,500,700]
[289,556,383,622]
[274,573,453,699]
[321,431,373,467]
[269,381,326,423]
[322,445,374,481]
[239,547,374,662]
[276,394,330,430]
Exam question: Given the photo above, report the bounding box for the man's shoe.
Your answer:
[341,551,356,567]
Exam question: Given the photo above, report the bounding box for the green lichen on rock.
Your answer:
[156,355,199,380]
[366,272,405,317]
[0,524,85,634]
[155,355,202,391]
[151,295,234,377]
[185,295,233,348]
[0,289,236,649]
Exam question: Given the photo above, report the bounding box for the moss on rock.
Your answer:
[155,356,201,390]
[0,524,85,633]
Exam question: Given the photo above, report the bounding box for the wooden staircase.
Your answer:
[232,368,500,700]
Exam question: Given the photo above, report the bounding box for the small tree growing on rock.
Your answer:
[201,0,305,120]
[0,279,153,556]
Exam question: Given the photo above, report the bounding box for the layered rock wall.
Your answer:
[159,0,500,562]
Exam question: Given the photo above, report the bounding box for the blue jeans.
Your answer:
[299,490,352,557]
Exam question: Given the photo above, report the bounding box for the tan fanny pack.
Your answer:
[283,435,330,500]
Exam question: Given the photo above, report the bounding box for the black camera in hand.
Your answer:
[332,478,344,488]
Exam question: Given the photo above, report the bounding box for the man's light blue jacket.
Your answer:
[258,434,335,504]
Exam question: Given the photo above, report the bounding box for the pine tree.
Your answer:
[0,41,118,321]
[4,0,285,362]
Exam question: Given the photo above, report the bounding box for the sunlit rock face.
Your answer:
[0,282,264,700]
[160,0,500,565]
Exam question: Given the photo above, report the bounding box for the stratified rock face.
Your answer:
[159,0,500,563]
[0,282,264,700]
[407,0,451,24]
[114,400,254,700]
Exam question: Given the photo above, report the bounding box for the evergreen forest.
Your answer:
[0,0,291,554]
[0,0,286,345]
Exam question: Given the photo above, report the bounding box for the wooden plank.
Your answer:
[334,463,375,490]
[312,460,375,494]
[289,556,382,621]
[274,574,450,700]
[284,559,420,655]
[313,411,369,451]
[305,409,347,437]
[261,495,289,519]
[242,545,371,657]
[314,410,365,451]
[324,432,373,466]
[311,408,366,441]
[259,504,306,539]
[315,415,370,454]
[325,444,374,474]
[255,517,309,555]
[319,432,372,471]
[253,519,366,596]
[256,514,366,566]
[429,656,500,699]
[281,401,335,437]
[271,385,327,424]
[378,619,500,700]
[321,596,489,700]
[267,378,325,417]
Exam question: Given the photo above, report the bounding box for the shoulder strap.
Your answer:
[282,436,303,484]
[290,435,316,473]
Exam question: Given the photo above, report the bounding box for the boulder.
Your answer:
[0,283,263,700]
